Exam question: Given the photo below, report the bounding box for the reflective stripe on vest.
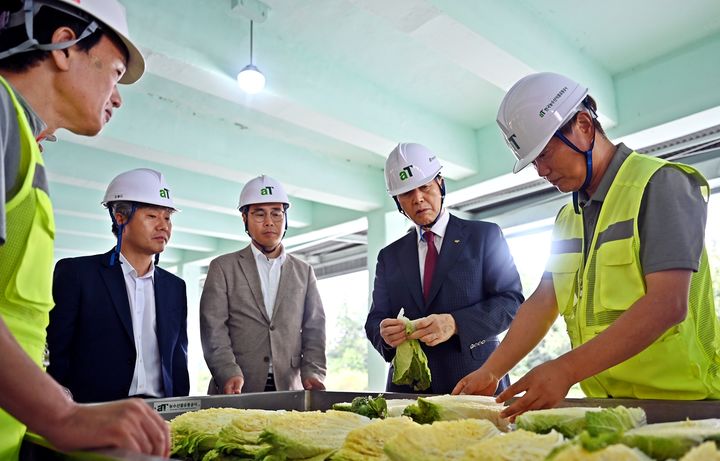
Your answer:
[548,152,720,399]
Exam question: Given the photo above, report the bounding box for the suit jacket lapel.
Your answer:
[427,215,465,306]
[397,232,424,310]
[100,250,133,341]
[237,246,271,322]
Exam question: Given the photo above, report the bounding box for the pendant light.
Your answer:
[236,20,266,94]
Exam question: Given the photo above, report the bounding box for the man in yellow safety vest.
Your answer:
[0,0,168,457]
[453,72,720,419]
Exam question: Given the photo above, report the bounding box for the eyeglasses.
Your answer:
[249,209,285,223]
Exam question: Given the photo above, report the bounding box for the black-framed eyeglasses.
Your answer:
[249,209,285,223]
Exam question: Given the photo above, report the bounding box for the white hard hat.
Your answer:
[102,168,178,210]
[497,72,588,173]
[0,0,145,84]
[238,175,291,211]
[385,143,443,196]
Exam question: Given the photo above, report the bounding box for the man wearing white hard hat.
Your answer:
[48,168,189,405]
[454,72,720,418]
[365,143,523,394]
[200,175,326,394]
[0,0,169,457]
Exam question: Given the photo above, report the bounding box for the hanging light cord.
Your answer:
[249,20,254,65]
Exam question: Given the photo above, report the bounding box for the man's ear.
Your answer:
[49,27,77,71]
[114,212,126,226]
[575,111,595,135]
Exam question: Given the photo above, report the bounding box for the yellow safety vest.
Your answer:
[547,152,720,399]
[0,76,56,460]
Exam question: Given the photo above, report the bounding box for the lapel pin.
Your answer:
[453,239,460,244]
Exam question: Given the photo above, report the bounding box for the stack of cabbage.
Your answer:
[401,394,510,430]
[517,406,720,460]
[169,397,720,460]
[172,409,370,460]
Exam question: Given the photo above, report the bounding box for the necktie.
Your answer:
[423,230,438,301]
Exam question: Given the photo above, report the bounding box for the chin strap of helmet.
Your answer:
[108,203,136,266]
[553,100,598,214]
[0,0,99,60]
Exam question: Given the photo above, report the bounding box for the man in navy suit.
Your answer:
[365,143,523,394]
[48,168,189,403]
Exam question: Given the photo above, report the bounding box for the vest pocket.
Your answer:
[597,238,644,311]
[6,191,55,312]
[546,252,581,316]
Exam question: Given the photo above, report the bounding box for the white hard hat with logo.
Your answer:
[497,72,588,173]
[238,175,291,211]
[0,0,145,84]
[102,168,177,210]
[385,143,443,196]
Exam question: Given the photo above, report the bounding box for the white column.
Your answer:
[177,262,206,395]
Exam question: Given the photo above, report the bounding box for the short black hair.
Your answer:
[0,1,126,72]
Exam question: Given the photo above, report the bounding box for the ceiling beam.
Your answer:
[424,0,618,125]
[610,34,720,139]
[140,50,479,180]
[44,138,314,227]
[83,83,387,212]
[120,0,482,178]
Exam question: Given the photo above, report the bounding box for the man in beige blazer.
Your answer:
[200,175,326,394]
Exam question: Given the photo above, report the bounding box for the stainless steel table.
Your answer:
[21,390,720,460]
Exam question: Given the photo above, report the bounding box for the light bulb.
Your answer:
[236,64,266,94]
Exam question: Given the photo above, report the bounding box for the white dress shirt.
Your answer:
[414,209,450,288]
[119,253,163,397]
[250,244,287,373]
[250,244,287,319]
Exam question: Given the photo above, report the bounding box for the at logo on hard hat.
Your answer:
[399,165,414,181]
[159,188,171,199]
[538,86,568,118]
[260,186,274,195]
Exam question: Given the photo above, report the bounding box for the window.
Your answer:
[317,270,370,390]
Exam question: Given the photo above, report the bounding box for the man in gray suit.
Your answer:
[200,175,326,394]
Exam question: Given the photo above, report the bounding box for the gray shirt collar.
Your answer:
[580,143,633,206]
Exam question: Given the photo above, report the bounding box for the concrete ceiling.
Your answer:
[48,0,720,266]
